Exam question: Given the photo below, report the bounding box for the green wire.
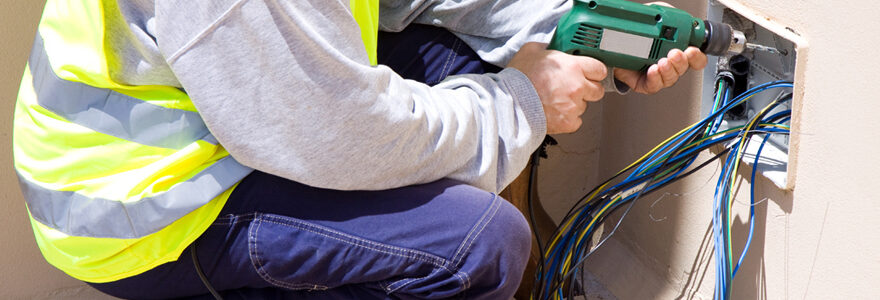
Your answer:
[704,80,725,136]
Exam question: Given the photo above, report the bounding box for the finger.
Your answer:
[667,49,689,77]
[657,58,678,88]
[564,77,591,110]
[561,117,583,134]
[548,104,585,134]
[684,47,708,70]
[644,64,664,94]
[583,79,604,102]
[613,68,641,90]
[576,56,608,82]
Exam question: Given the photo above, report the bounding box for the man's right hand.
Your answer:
[507,42,606,135]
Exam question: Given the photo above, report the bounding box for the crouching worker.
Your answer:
[13,0,704,299]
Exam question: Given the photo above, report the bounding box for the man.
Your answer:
[13,0,705,298]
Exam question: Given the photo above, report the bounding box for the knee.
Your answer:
[481,198,532,266]
[456,196,532,298]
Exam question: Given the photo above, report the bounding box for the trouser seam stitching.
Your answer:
[437,38,459,83]
[449,195,497,266]
[456,197,501,267]
[259,216,451,270]
[384,267,445,294]
[450,195,502,290]
[211,212,257,226]
[248,213,330,291]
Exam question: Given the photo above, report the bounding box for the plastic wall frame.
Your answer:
[700,0,808,190]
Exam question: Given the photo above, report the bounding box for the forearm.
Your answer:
[155,0,546,192]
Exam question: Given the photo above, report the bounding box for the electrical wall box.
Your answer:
[700,0,808,190]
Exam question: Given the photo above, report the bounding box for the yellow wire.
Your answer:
[541,93,789,294]
[684,123,788,152]
[728,101,778,210]
[559,195,622,283]
[544,118,788,273]
[724,94,780,269]
[543,121,691,258]
[629,123,790,182]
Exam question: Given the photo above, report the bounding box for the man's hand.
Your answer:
[613,47,708,94]
[507,42,606,134]
[612,1,708,94]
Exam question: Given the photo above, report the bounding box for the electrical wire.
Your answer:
[529,76,793,300]
[191,241,223,300]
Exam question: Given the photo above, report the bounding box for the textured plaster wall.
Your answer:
[0,1,112,299]
[568,0,880,299]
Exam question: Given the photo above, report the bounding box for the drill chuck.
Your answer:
[702,20,746,56]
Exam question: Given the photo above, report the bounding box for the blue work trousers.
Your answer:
[89,24,531,300]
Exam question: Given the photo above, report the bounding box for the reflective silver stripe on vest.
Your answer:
[21,156,253,239]
[29,35,211,150]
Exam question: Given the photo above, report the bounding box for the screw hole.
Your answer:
[655,14,662,22]
[588,1,597,8]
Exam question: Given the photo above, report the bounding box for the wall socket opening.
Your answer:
[701,0,807,190]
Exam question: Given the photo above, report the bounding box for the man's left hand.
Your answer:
[613,47,708,95]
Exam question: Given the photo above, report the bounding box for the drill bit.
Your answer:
[746,43,787,55]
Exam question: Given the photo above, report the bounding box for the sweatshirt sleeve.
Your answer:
[153,0,546,193]
[379,0,573,66]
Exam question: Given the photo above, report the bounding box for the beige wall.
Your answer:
[569,0,880,299]
[0,1,111,299]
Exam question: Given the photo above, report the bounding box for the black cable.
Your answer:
[550,137,715,295]
[642,146,732,195]
[538,122,788,297]
[589,132,739,201]
[534,82,793,299]
[555,142,733,294]
[535,133,713,298]
[191,242,223,300]
[553,131,685,295]
[563,92,746,213]
[543,152,643,250]
[527,149,547,297]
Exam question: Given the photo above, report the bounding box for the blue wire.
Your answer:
[713,85,736,299]
[712,83,733,300]
[732,117,791,276]
[611,88,792,300]
[630,125,702,178]
[731,133,770,277]
[634,81,792,180]
[538,80,795,300]
[764,110,793,123]
[719,107,791,298]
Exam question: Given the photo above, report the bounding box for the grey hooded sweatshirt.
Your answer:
[109,0,571,193]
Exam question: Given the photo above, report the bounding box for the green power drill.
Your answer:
[549,0,780,74]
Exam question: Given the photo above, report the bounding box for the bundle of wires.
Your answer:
[530,75,794,300]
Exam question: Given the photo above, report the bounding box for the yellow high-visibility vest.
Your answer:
[14,0,379,283]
